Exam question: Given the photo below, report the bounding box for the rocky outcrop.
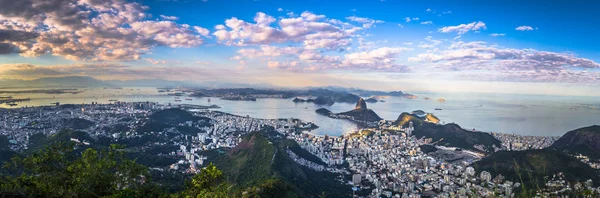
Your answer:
[355,98,367,109]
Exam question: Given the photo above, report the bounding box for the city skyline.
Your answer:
[1,0,600,96]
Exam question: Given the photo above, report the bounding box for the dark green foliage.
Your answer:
[213,133,275,187]
[472,149,600,190]
[551,125,600,159]
[175,163,232,198]
[0,143,154,198]
[288,146,326,166]
[150,108,197,125]
[27,130,94,152]
[414,123,501,153]
[175,126,203,136]
[209,130,351,198]
[419,145,438,154]
[62,118,95,130]
[0,135,9,150]
[315,108,332,116]
[337,108,382,122]
[242,179,298,198]
[137,121,171,133]
[393,113,501,153]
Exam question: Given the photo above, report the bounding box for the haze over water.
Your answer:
[2,87,599,137]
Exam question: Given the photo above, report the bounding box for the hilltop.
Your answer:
[472,149,600,188]
[393,113,500,153]
[207,129,351,197]
[550,125,600,159]
[317,98,382,123]
[336,98,382,122]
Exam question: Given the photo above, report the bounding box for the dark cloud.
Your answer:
[0,0,206,61]
[0,43,16,54]
[0,29,39,42]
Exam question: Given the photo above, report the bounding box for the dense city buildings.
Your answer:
[1,102,598,197]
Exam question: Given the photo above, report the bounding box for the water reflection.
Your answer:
[1,87,600,136]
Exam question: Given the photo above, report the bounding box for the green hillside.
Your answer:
[208,129,352,197]
[551,125,600,160]
[472,149,600,189]
[393,113,500,153]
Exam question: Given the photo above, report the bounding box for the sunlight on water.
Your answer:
[2,87,599,136]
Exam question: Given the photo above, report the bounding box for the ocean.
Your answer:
[1,87,599,137]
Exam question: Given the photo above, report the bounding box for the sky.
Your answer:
[0,0,599,96]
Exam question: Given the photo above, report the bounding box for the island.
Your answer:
[315,98,382,126]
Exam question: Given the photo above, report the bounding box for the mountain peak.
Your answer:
[355,98,367,109]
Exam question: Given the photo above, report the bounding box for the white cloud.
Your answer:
[426,8,432,12]
[417,36,441,48]
[346,16,384,28]
[213,11,362,51]
[404,17,419,23]
[193,26,210,37]
[237,45,301,58]
[438,21,486,35]
[159,15,179,20]
[145,58,167,65]
[339,47,412,71]
[277,8,283,12]
[490,33,506,37]
[409,41,600,80]
[397,24,404,28]
[515,26,534,31]
[420,21,433,25]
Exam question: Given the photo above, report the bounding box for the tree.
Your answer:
[0,143,156,198]
[177,163,232,198]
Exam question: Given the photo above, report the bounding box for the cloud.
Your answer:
[193,26,210,36]
[417,36,442,48]
[408,41,600,82]
[438,21,486,35]
[0,0,208,60]
[145,58,167,65]
[277,8,283,12]
[515,26,534,31]
[397,24,404,28]
[213,11,361,51]
[420,21,433,25]
[346,16,384,28]
[237,45,301,58]
[404,17,419,23]
[0,43,16,54]
[159,15,179,20]
[426,8,432,12]
[490,33,506,37]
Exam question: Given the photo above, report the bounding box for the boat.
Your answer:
[208,98,211,103]
[175,99,182,102]
[434,108,442,110]
[175,97,180,99]
[185,98,192,101]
